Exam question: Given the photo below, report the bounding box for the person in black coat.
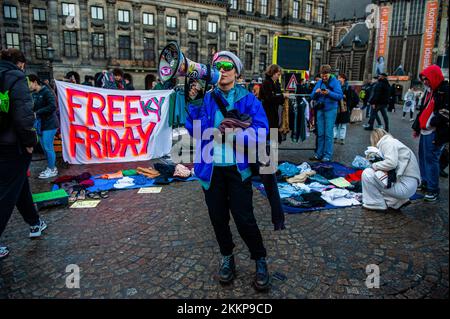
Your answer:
[259,64,288,142]
[28,74,59,179]
[365,73,390,131]
[333,74,352,145]
[0,49,47,259]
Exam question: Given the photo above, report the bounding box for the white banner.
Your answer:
[55,81,173,164]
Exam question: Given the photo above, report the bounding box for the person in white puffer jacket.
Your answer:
[362,129,421,212]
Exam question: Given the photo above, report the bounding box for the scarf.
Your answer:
[419,91,435,130]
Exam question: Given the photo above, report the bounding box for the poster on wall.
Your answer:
[55,81,173,164]
[375,6,390,76]
[421,0,439,71]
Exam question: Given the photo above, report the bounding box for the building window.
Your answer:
[62,3,76,16]
[260,35,268,45]
[118,10,130,23]
[208,22,217,33]
[305,3,312,21]
[118,35,131,60]
[230,31,238,41]
[230,0,238,10]
[246,0,254,13]
[391,1,407,36]
[408,0,426,35]
[208,44,217,63]
[275,0,282,18]
[35,34,48,59]
[260,53,267,72]
[336,55,346,75]
[245,52,253,70]
[188,19,198,31]
[317,6,324,24]
[188,42,198,62]
[166,16,177,28]
[4,5,18,19]
[260,0,268,15]
[315,41,322,51]
[144,38,155,63]
[245,33,253,43]
[143,13,154,26]
[6,33,20,49]
[91,6,103,20]
[293,1,299,19]
[63,31,78,57]
[33,8,46,22]
[92,33,105,59]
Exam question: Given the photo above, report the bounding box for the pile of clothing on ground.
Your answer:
[254,161,365,213]
[86,163,196,193]
[51,172,105,203]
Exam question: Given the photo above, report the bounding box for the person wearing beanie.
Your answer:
[185,51,271,291]
[309,64,343,162]
[412,64,449,202]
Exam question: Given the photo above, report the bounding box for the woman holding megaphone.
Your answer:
[185,51,271,291]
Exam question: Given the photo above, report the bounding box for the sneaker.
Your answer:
[321,158,331,162]
[440,169,449,178]
[424,192,439,202]
[38,167,51,177]
[254,257,270,291]
[364,126,374,131]
[218,254,235,284]
[29,219,47,238]
[402,116,405,120]
[38,168,58,179]
[309,155,321,161]
[0,246,9,259]
[417,183,427,192]
[375,125,384,129]
[409,118,415,122]
[362,124,370,128]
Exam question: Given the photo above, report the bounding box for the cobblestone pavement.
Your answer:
[0,108,448,299]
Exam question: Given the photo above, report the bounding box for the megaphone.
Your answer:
[158,42,221,85]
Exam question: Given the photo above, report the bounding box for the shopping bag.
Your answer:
[350,107,363,123]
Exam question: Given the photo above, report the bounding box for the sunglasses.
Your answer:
[214,61,235,71]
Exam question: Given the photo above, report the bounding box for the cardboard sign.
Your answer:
[70,200,101,208]
[137,187,162,194]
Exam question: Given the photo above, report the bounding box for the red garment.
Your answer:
[53,175,76,184]
[418,65,445,130]
[79,179,94,187]
[345,170,363,182]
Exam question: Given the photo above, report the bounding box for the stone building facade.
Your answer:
[1,0,330,89]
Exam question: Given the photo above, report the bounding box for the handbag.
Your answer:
[350,107,363,123]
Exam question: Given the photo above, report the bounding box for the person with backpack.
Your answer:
[0,49,48,259]
[412,64,449,202]
[185,51,271,291]
[28,74,59,179]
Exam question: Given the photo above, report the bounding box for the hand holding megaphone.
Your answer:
[158,42,221,85]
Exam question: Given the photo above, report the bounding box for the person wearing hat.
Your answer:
[185,51,271,291]
[309,64,344,162]
[365,72,390,131]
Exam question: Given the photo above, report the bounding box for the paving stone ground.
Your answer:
[0,108,448,299]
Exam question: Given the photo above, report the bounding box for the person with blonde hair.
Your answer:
[361,129,421,212]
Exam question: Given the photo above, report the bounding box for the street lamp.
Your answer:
[46,46,55,81]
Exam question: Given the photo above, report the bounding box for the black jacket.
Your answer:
[259,75,284,128]
[0,60,38,148]
[368,78,390,106]
[32,85,59,131]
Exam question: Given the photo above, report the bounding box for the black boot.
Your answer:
[254,257,270,291]
[218,254,235,284]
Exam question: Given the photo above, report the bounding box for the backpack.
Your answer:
[359,89,366,100]
[0,70,19,131]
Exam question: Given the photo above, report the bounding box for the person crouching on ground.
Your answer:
[361,129,420,212]
[0,49,48,259]
[185,51,271,291]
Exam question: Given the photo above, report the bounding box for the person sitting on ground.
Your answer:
[28,74,59,179]
[361,129,421,212]
[0,48,48,259]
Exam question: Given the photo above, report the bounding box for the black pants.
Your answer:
[368,104,389,131]
[203,166,267,260]
[440,143,449,170]
[0,148,40,237]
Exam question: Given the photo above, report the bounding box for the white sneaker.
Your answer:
[38,167,51,177]
[38,168,58,179]
[29,219,47,238]
[410,118,415,122]
[375,125,384,129]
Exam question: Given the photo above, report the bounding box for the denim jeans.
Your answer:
[419,132,444,194]
[316,108,338,160]
[39,129,57,169]
[333,124,347,140]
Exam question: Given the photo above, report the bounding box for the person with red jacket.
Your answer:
[412,65,449,202]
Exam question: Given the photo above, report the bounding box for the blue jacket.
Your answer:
[310,76,343,111]
[186,85,269,187]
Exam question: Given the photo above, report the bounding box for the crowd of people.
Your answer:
[0,47,448,294]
